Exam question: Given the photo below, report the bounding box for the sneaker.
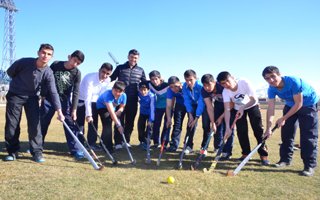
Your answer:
[123,142,131,148]
[274,161,291,168]
[33,152,45,163]
[261,156,270,166]
[220,153,232,161]
[238,154,250,161]
[184,146,193,155]
[301,167,315,177]
[115,144,123,150]
[167,146,177,152]
[199,148,207,156]
[73,151,84,160]
[4,153,17,161]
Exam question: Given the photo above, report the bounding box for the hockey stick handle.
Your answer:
[62,121,101,170]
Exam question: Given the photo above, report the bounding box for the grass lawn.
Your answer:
[0,107,319,200]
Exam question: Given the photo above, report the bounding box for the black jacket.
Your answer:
[111,62,146,99]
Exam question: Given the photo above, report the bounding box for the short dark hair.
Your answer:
[184,69,197,79]
[149,70,161,79]
[71,50,85,63]
[262,66,280,77]
[201,74,215,84]
[139,81,149,89]
[217,71,231,83]
[100,62,113,71]
[168,76,180,85]
[128,49,140,56]
[39,43,54,52]
[113,81,126,91]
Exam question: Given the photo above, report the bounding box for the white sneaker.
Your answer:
[184,146,193,155]
[115,144,123,150]
[122,142,131,148]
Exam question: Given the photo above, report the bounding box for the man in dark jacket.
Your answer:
[4,43,64,163]
[110,49,146,148]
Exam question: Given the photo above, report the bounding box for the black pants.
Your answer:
[97,108,113,152]
[114,98,138,145]
[137,113,149,143]
[233,105,268,157]
[76,101,100,146]
[5,91,42,155]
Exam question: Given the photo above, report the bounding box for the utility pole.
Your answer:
[0,0,18,84]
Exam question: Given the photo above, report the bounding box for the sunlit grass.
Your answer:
[0,106,319,200]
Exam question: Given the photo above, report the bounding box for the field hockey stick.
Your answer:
[156,127,171,167]
[176,134,190,170]
[203,115,239,173]
[191,129,214,170]
[108,52,119,66]
[120,131,136,165]
[89,122,118,165]
[227,125,278,177]
[145,124,153,164]
[73,121,104,167]
[62,121,103,170]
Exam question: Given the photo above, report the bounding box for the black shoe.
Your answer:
[167,146,177,152]
[301,167,315,177]
[238,154,250,161]
[274,161,290,168]
[220,153,232,161]
[261,156,270,166]
[33,152,45,163]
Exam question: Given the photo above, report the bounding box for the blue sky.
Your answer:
[1,0,319,95]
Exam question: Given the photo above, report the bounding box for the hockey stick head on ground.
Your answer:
[226,124,279,177]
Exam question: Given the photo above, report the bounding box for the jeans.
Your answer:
[40,99,81,154]
[169,103,187,149]
[202,109,234,155]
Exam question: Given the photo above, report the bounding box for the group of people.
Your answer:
[3,44,319,177]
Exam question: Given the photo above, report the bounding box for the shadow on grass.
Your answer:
[0,141,301,175]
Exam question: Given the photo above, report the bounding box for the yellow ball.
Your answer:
[167,176,175,184]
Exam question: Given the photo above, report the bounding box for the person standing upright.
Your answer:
[4,43,64,162]
[110,49,146,147]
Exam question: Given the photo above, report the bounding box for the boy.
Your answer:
[110,49,146,147]
[201,74,234,159]
[262,66,319,176]
[77,62,113,150]
[40,50,85,159]
[137,81,155,150]
[96,81,127,152]
[4,43,64,162]
[148,70,169,147]
[217,71,269,165]
[182,69,205,154]
[166,76,186,152]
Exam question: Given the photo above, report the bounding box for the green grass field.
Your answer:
[0,107,319,200]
